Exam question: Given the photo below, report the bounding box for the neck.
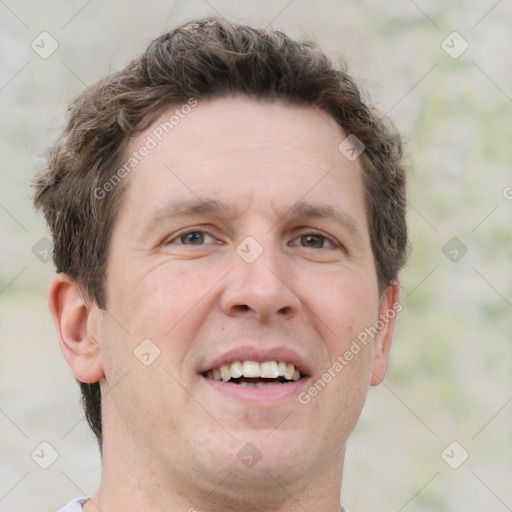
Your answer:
[83,441,346,512]
[86,401,347,512]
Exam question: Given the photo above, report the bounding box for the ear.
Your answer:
[48,273,105,384]
[370,280,401,386]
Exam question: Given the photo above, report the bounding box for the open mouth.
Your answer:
[203,360,305,388]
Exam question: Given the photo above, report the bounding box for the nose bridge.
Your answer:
[241,236,282,288]
[222,233,300,319]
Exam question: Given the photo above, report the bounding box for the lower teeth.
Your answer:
[237,381,284,388]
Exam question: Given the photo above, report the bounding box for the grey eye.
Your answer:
[179,232,206,245]
[300,234,326,248]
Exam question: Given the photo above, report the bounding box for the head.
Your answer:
[34,17,407,504]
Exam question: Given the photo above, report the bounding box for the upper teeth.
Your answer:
[206,360,301,382]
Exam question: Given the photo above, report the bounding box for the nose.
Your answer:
[220,238,301,323]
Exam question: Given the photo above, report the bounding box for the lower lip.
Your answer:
[200,375,309,404]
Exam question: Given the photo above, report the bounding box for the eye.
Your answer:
[166,230,216,245]
[291,233,336,249]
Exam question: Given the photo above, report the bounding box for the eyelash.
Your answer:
[168,230,217,246]
[165,229,338,249]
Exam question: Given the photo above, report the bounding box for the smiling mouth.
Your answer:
[203,360,304,388]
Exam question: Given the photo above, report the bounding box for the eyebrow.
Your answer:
[285,202,365,239]
[140,198,236,238]
[139,198,365,240]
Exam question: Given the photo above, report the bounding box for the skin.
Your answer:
[49,97,400,512]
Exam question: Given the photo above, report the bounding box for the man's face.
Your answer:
[94,97,395,498]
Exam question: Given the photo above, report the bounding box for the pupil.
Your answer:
[183,232,204,244]
[302,234,323,248]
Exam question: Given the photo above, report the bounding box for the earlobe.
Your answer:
[48,274,105,384]
[370,280,401,386]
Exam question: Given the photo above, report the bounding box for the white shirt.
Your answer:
[57,498,89,511]
[57,498,348,511]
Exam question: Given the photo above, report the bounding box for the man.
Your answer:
[33,17,407,512]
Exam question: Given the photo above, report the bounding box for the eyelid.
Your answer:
[289,229,340,249]
[163,227,218,245]
[161,226,342,250]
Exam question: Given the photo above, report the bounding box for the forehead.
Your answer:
[118,97,367,229]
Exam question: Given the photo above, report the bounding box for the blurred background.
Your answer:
[1,1,511,510]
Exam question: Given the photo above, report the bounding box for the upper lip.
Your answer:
[200,345,312,377]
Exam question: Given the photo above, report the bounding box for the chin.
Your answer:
[200,429,317,483]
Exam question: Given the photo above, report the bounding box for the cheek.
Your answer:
[107,258,217,337]
[98,309,192,434]
[303,269,379,342]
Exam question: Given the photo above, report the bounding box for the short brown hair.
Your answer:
[33,17,407,447]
